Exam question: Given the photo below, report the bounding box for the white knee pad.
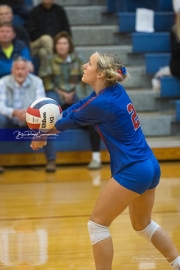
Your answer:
[136,220,161,242]
[87,220,111,245]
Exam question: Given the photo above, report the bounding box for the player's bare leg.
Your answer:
[89,178,139,270]
[129,188,180,268]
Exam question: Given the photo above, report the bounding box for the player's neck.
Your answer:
[93,81,106,95]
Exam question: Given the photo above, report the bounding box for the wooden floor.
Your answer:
[0,161,180,270]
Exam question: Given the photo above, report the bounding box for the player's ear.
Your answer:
[97,71,104,78]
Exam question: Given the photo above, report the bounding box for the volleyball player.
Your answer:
[31,52,180,270]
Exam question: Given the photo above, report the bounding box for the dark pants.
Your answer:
[83,125,101,152]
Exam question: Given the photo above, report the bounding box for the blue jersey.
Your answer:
[55,83,153,177]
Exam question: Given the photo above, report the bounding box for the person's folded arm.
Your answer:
[0,80,14,118]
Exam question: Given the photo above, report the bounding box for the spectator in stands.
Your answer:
[172,0,180,14]
[0,21,32,78]
[0,0,30,23]
[170,11,180,78]
[0,57,57,173]
[0,5,29,47]
[39,31,101,169]
[28,0,71,73]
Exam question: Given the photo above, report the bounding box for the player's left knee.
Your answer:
[87,220,111,245]
[135,220,161,242]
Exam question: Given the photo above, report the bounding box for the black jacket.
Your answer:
[28,4,71,41]
[0,0,23,5]
[170,28,180,78]
[14,25,30,47]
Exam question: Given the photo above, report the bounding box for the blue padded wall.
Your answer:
[0,129,105,154]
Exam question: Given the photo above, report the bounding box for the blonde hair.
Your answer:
[173,11,180,42]
[96,52,128,87]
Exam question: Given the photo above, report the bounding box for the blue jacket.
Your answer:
[0,38,31,78]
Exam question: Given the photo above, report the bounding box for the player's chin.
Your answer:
[82,75,87,83]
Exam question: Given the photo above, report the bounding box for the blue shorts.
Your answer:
[113,154,161,194]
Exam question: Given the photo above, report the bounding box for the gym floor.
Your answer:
[0,161,179,270]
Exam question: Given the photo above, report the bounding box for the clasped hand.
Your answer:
[30,126,59,150]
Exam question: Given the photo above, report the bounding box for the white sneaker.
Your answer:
[87,160,101,170]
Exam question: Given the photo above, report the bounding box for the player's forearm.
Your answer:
[55,115,80,131]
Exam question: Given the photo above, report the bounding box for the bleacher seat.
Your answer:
[160,77,180,98]
[24,0,33,8]
[13,15,25,26]
[145,53,171,74]
[132,32,170,53]
[12,0,33,26]
[107,0,180,130]
[175,100,180,121]
[158,0,173,11]
[107,0,173,13]
[118,12,174,33]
